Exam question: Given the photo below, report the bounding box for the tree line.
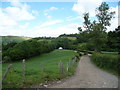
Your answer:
[2,40,55,62]
[2,37,75,62]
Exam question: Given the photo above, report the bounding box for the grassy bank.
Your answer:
[2,50,79,88]
[90,52,119,76]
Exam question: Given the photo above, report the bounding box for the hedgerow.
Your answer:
[91,52,119,76]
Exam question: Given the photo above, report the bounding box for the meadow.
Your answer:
[2,49,79,88]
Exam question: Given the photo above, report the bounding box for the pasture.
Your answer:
[2,50,79,88]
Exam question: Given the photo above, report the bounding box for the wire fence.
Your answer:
[2,56,80,84]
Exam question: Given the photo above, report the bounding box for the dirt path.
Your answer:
[49,55,118,88]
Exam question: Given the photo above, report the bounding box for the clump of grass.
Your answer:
[90,52,119,76]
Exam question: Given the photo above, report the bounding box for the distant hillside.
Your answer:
[2,36,31,44]
[59,34,78,40]
[32,37,56,42]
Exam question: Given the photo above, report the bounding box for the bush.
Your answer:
[3,40,56,62]
[91,52,119,76]
[83,50,88,55]
[3,56,11,62]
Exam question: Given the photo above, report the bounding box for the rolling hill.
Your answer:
[1,36,32,44]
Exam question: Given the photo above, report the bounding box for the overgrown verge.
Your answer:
[90,52,119,76]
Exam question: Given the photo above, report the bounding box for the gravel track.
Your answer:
[49,55,118,88]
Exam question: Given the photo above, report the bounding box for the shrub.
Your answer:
[3,40,56,62]
[3,56,11,62]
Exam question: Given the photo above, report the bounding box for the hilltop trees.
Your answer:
[78,2,115,52]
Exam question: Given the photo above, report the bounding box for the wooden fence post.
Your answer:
[66,62,69,72]
[74,57,77,62]
[41,63,44,72]
[72,57,75,65]
[70,60,72,67]
[2,64,12,81]
[59,61,64,74]
[22,59,25,82]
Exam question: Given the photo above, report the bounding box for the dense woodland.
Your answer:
[2,2,120,62]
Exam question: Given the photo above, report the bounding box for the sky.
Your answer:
[0,0,119,37]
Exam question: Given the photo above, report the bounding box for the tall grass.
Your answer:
[91,52,119,76]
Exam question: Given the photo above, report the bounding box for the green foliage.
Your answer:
[96,2,115,30]
[89,24,107,51]
[2,42,17,51]
[3,40,55,62]
[76,31,89,43]
[107,26,120,52]
[91,52,119,76]
[59,33,78,37]
[3,56,11,62]
[2,50,79,88]
[77,2,115,52]
[83,13,91,31]
[52,37,73,49]
[76,43,87,51]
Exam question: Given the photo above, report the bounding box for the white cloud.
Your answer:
[0,8,18,26]
[54,23,80,35]
[107,6,118,31]
[10,0,23,7]
[0,0,35,28]
[25,23,80,37]
[49,7,58,11]
[47,15,52,20]
[32,10,39,16]
[72,0,102,17]
[44,13,48,16]
[19,22,30,29]
[66,16,82,21]
[0,26,23,36]
[38,20,63,28]
[44,7,58,20]
[3,5,35,21]
[8,0,35,21]
[0,0,36,36]
[45,6,58,12]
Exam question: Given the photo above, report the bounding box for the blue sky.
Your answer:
[0,0,119,37]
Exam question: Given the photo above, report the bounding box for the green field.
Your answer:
[2,50,79,88]
[2,36,31,44]
[60,37,76,41]
[67,37,76,40]
[101,51,118,55]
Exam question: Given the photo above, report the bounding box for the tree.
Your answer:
[83,13,91,31]
[107,26,120,52]
[89,22,107,51]
[96,2,115,31]
[78,2,115,52]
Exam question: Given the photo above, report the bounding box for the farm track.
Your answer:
[48,55,118,88]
